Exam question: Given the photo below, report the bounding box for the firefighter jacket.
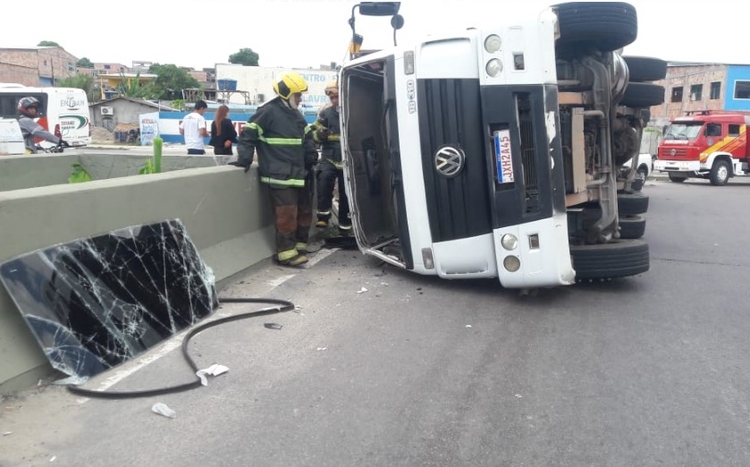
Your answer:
[311,105,342,169]
[237,97,318,187]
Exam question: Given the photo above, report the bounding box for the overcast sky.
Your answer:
[1,0,747,70]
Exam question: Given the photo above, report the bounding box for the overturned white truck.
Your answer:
[339,2,666,289]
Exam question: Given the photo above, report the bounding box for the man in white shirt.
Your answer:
[179,100,209,154]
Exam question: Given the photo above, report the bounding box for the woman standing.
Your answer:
[209,104,237,155]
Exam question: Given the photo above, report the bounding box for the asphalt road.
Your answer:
[2,177,750,467]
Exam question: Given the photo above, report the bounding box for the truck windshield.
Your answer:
[663,122,704,141]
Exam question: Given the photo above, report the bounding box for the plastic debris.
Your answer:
[52,375,89,386]
[465,325,472,328]
[264,323,283,330]
[515,394,523,398]
[357,287,368,294]
[317,347,328,351]
[50,456,56,462]
[151,402,177,419]
[2,432,11,436]
[196,364,230,386]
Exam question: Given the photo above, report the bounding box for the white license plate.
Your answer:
[494,129,514,184]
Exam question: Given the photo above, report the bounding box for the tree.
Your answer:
[56,74,98,103]
[37,41,60,47]
[142,64,200,100]
[77,57,94,68]
[228,48,259,66]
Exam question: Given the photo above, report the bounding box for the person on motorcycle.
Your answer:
[17,96,67,154]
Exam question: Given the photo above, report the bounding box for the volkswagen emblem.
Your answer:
[435,145,465,178]
[670,149,676,156]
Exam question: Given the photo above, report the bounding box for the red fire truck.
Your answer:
[654,110,750,186]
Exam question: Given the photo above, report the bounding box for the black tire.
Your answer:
[619,215,646,239]
[668,173,687,183]
[554,2,638,53]
[623,56,668,82]
[571,239,649,280]
[621,83,665,108]
[618,192,649,215]
[709,159,731,186]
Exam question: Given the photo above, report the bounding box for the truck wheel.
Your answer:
[618,192,649,215]
[620,83,665,107]
[709,160,731,186]
[668,173,687,183]
[619,215,646,239]
[623,56,668,82]
[554,2,638,54]
[571,238,649,280]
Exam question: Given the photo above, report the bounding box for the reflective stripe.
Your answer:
[247,122,264,138]
[328,135,340,141]
[264,137,302,146]
[260,176,305,187]
[295,242,307,251]
[326,158,343,169]
[278,248,298,261]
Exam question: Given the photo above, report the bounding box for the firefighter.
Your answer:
[231,72,318,267]
[311,80,351,232]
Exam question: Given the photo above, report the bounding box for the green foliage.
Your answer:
[117,71,151,98]
[171,99,186,111]
[228,48,259,66]
[37,40,60,47]
[142,64,200,100]
[68,163,93,183]
[139,159,156,175]
[76,57,94,68]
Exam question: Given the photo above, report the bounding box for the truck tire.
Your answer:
[621,83,665,108]
[668,173,687,183]
[618,192,649,215]
[709,159,731,186]
[623,56,668,82]
[571,238,649,280]
[554,2,638,54]
[619,215,646,239]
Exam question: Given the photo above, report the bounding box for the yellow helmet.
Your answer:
[324,80,339,97]
[273,72,309,100]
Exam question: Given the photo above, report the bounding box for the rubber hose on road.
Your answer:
[66,297,296,400]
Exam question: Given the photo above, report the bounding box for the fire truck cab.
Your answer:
[654,111,750,186]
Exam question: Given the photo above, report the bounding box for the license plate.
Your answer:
[494,129,514,184]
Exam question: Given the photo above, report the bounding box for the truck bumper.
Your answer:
[654,159,702,173]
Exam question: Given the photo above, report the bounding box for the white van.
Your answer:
[0,119,24,155]
[0,84,91,148]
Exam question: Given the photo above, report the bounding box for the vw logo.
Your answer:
[670,149,676,156]
[435,145,465,178]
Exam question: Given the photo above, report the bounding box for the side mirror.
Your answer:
[359,2,400,16]
[391,14,404,30]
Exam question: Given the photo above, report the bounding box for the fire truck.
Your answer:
[655,111,750,186]
[339,2,667,289]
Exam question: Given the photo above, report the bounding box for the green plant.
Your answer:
[68,163,93,183]
[138,137,163,174]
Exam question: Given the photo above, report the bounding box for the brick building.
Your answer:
[649,62,750,127]
[0,46,79,86]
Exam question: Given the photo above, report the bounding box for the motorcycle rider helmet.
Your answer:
[18,96,41,117]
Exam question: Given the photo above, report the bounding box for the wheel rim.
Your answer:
[718,165,728,183]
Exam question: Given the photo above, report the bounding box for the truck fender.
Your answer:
[704,151,735,175]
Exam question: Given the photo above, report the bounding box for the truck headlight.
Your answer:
[501,234,518,251]
[486,59,503,77]
[484,34,502,53]
[503,255,521,272]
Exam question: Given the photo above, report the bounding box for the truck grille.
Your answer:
[417,78,492,243]
[659,147,687,158]
[517,94,540,214]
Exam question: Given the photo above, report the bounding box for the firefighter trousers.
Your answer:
[268,180,313,261]
[316,159,350,226]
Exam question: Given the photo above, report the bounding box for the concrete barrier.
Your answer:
[0,165,276,395]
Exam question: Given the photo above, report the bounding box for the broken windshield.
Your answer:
[663,122,704,140]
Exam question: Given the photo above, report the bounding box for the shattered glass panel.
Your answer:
[0,219,217,380]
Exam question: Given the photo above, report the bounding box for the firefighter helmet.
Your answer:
[273,72,309,100]
[324,80,339,97]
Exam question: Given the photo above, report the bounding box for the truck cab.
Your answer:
[655,111,750,185]
[339,2,666,289]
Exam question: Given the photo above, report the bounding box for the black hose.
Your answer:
[66,297,295,399]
